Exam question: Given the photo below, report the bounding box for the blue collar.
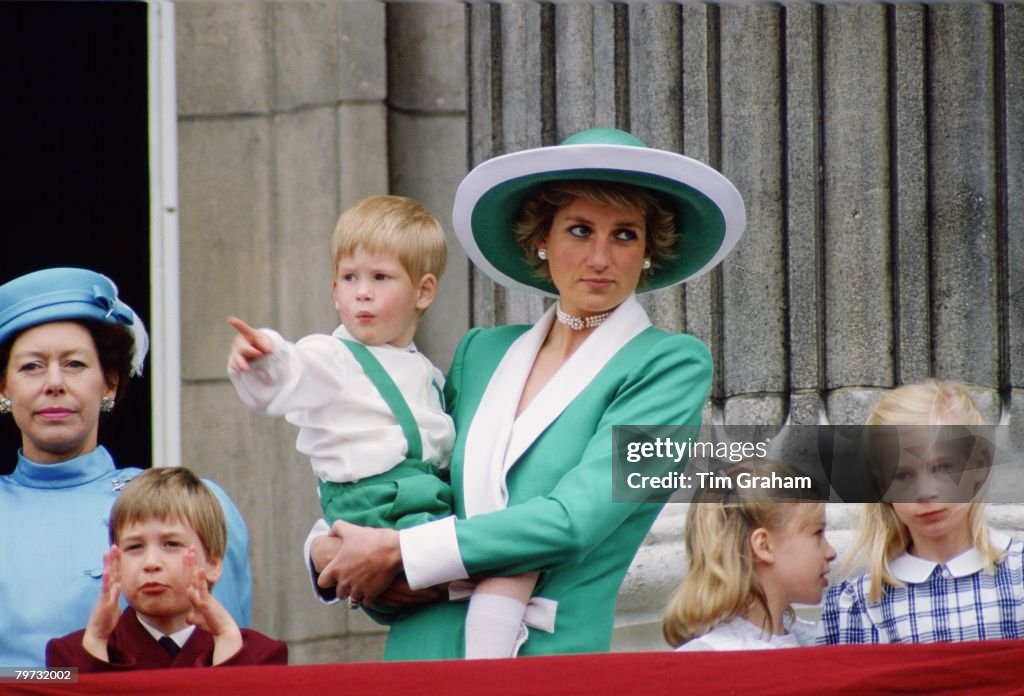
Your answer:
[10,446,117,489]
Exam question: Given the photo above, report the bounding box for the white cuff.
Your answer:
[303,518,339,605]
[227,329,289,412]
[399,515,468,590]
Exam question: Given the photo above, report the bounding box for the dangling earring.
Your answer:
[0,398,11,415]
[642,258,652,270]
[537,248,548,261]
[100,397,115,413]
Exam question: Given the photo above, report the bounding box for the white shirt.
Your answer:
[228,325,454,483]
[137,614,196,649]
[676,616,813,652]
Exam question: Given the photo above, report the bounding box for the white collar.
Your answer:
[136,613,196,648]
[889,529,1012,583]
[462,295,651,518]
[332,324,417,353]
[725,616,772,639]
[714,616,800,647]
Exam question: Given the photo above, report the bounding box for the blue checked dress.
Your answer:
[816,530,1024,644]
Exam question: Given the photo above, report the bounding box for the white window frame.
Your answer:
[147,0,180,470]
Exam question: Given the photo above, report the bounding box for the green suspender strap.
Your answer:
[338,338,423,461]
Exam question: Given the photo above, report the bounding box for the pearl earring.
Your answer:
[100,397,115,413]
[537,249,548,261]
[642,258,652,270]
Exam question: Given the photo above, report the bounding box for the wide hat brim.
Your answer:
[453,135,746,297]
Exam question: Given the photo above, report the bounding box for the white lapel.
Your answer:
[462,295,651,518]
[462,308,553,518]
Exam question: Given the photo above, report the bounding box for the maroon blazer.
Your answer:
[46,608,287,672]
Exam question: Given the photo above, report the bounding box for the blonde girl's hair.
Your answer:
[108,467,227,564]
[331,195,448,284]
[853,379,1001,602]
[662,460,825,648]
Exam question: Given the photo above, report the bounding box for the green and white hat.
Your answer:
[452,127,746,297]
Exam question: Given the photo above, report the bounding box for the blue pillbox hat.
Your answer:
[0,267,149,375]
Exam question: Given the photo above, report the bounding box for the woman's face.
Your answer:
[0,321,115,463]
[537,196,647,317]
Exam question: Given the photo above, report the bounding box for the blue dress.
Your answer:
[0,446,253,667]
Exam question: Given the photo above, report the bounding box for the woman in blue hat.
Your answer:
[310,128,746,659]
[0,268,253,667]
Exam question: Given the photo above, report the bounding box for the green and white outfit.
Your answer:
[229,324,455,530]
[305,127,741,658]
[387,296,712,658]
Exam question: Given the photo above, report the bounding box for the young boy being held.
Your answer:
[229,195,536,658]
[46,468,287,670]
[227,195,455,540]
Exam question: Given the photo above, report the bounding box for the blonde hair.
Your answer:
[108,467,227,563]
[513,181,676,285]
[853,379,1000,601]
[662,460,825,648]
[331,195,447,284]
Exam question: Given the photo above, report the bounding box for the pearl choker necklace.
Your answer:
[556,305,611,331]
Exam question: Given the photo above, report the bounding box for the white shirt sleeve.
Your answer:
[399,516,468,589]
[228,327,454,484]
[228,330,353,415]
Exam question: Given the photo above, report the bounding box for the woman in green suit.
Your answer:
[309,128,745,659]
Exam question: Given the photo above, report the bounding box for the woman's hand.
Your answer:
[312,532,441,607]
[317,520,402,606]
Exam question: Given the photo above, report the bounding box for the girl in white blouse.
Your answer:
[664,462,835,652]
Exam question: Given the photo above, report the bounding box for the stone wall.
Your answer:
[464,2,1022,650]
[468,2,1022,427]
[174,0,467,662]
[174,1,1022,661]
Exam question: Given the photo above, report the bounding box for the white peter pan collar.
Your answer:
[331,324,417,353]
[723,617,799,647]
[136,613,196,648]
[889,529,1013,584]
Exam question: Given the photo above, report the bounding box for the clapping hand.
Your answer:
[81,546,123,661]
[184,547,243,665]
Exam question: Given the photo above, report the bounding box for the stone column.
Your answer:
[176,0,394,663]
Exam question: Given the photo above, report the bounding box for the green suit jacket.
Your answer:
[385,324,712,659]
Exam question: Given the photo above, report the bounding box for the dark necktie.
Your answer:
[158,635,180,657]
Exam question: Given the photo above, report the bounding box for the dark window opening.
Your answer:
[0,1,152,474]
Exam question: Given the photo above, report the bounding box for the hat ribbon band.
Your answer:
[0,287,134,330]
[91,284,134,325]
